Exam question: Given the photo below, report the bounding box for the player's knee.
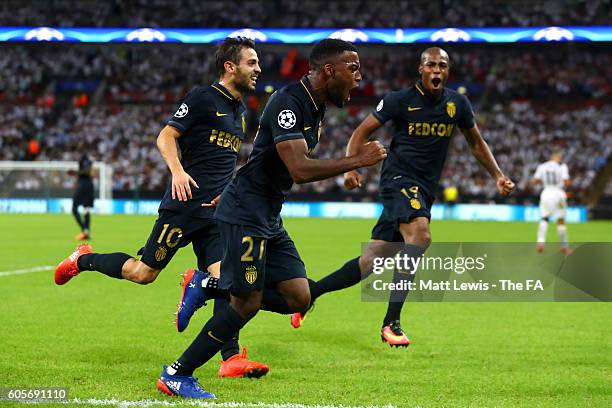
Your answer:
[130,270,158,285]
[557,218,565,225]
[400,220,431,249]
[126,262,160,285]
[359,254,374,277]
[132,273,157,285]
[231,292,262,320]
[360,242,394,277]
[419,231,432,248]
[286,291,311,314]
[410,228,431,248]
[542,216,549,222]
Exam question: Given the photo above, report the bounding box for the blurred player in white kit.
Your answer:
[532,150,572,254]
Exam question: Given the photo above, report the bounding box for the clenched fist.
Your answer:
[358,141,387,167]
[496,176,515,196]
[344,170,363,190]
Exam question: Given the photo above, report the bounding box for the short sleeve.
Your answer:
[166,87,211,133]
[561,164,570,180]
[458,94,475,129]
[372,91,401,124]
[534,164,543,179]
[267,93,305,144]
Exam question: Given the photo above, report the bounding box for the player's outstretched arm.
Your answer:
[276,138,386,184]
[461,125,515,196]
[344,114,383,189]
[156,125,199,201]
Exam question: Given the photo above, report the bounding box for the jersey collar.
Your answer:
[415,80,446,102]
[299,76,321,111]
[211,82,238,102]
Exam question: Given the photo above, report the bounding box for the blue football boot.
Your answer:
[176,268,210,332]
[156,365,215,399]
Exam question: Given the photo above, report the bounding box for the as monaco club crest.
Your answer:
[245,265,257,284]
[446,102,456,118]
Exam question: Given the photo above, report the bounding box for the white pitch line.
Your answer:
[0,265,54,277]
[26,398,396,408]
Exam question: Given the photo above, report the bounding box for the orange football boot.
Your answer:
[54,243,93,285]
[75,231,90,241]
[218,348,269,378]
[381,320,410,347]
[291,312,305,329]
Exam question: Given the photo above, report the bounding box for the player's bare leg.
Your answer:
[275,277,311,314]
[379,217,430,347]
[55,249,159,285]
[121,259,161,284]
[194,261,269,378]
[292,220,427,333]
[55,244,143,285]
[161,290,259,398]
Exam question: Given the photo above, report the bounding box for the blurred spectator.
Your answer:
[0,0,610,28]
[0,42,610,203]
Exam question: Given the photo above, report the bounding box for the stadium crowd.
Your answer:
[1,0,610,28]
[1,43,610,202]
[2,44,611,104]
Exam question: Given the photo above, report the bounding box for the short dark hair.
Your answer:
[420,47,450,65]
[309,39,358,70]
[215,36,256,76]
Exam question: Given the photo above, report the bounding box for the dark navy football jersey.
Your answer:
[215,76,325,236]
[77,154,93,188]
[373,81,475,201]
[77,154,93,186]
[159,83,246,218]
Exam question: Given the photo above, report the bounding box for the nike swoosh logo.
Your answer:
[382,328,408,342]
[216,112,229,117]
[207,331,224,343]
[407,106,422,111]
[304,127,312,131]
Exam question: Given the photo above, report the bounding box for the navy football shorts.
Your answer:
[217,221,307,295]
[371,180,433,242]
[140,210,222,271]
[73,182,94,208]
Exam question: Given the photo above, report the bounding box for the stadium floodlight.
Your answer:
[0,160,112,200]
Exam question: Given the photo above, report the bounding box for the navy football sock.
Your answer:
[202,276,230,300]
[216,298,241,361]
[72,208,85,230]
[173,304,248,376]
[201,275,291,314]
[77,253,131,279]
[309,257,361,301]
[383,244,425,326]
[83,211,91,232]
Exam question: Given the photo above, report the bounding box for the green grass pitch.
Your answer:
[0,214,610,407]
